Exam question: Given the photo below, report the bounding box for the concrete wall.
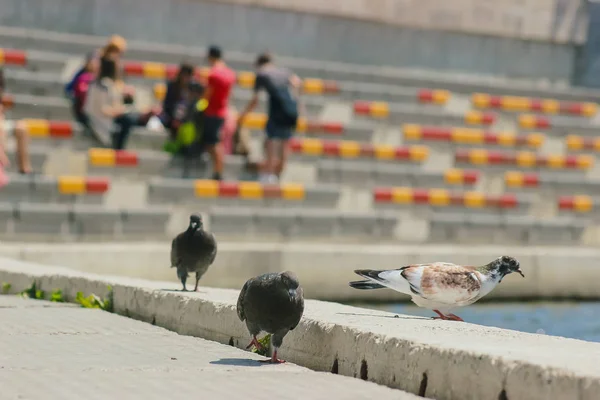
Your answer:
[0,0,585,82]
[2,241,600,302]
[1,257,599,400]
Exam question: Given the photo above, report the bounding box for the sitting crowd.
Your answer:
[0,34,302,184]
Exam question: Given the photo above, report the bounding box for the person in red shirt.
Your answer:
[201,45,236,181]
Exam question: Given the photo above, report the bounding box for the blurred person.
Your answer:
[70,52,98,130]
[0,67,32,175]
[160,63,197,140]
[84,56,158,150]
[237,52,301,183]
[201,45,236,181]
[65,34,126,98]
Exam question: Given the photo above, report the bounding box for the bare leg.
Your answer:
[259,347,285,364]
[274,139,289,178]
[180,276,188,292]
[14,123,32,174]
[262,139,276,176]
[207,143,224,180]
[245,335,264,351]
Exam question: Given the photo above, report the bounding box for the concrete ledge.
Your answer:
[2,242,600,302]
[0,256,599,400]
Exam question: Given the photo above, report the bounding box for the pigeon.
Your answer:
[170,214,217,291]
[237,271,304,363]
[349,255,524,321]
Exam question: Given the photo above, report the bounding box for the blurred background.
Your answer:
[1,0,600,342]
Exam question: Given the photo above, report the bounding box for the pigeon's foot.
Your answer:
[259,350,286,364]
[245,336,264,351]
[432,310,452,320]
[432,310,464,321]
[447,313,464,322]
[181,287,188,292]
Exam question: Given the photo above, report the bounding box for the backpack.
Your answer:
[270,84,298,128]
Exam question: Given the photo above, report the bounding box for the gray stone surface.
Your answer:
[0,295,417,399]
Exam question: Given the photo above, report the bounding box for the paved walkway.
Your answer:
[0,295,418,399]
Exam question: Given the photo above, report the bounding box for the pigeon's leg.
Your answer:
[180,276,188,292]
[432,310,451,320]
[194,272,201,292]
[259,347,286,364]
[245,336,264,351]
[447,313,464,322]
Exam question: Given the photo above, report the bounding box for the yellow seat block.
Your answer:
[463,192,485,208]
[22,119,49,137]
[566,135,584,151]
[57,176,85,194]
[504,171,524,187]
[541,99,559,114]
[88,148,116,167]
[525,133,544,148]
[153,84,166,100]
[574,195,593,212]
[468,149,489,165]
[431,90,450,104]
[546,155,565,169]
[453,128,483,144]
[582,103,598,117]
[243,113,267,130]
[281,184,305,200]
[496,132,517,147]
[402,124,422,141]
[370,102,389,118]
[142,62,167,79]
[516,152,536,168]
[471,93,490,108]
[577,156,594,169]
[238,182,263,199]
[518,114,536,129]
[303,79,324,94]
[409,146,429,162]
[374,145,395,160]
[502,96,530,112]
[464,111,483,125]
[295,118,307,133]
[339,141,361,158]
[300,139,324,155]
[194,180,219,197]
[428,189,450,206]
[391,188,413,204]
[444,169,464,185]
[237,71,255,88]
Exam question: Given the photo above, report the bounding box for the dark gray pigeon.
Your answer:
[237,271,304,363]
[170,214,217,291]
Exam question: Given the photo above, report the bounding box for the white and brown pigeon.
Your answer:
[170,214,217,292]
[237,271,304,363]
[349,255,524,321]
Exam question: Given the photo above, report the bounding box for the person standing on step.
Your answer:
[201,46,236,181]
[237,52,301,184]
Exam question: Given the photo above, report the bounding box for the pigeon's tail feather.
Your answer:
[349,280,385,290]
[352,268,413,295]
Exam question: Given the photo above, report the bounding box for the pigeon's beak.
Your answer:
[516,269,525,278]
[288,288,297,298]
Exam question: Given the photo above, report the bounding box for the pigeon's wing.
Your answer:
[170,236,179,268]
[207,232,217,264]
[289,287,304,331]
[236,279,251,322]
[403,262,482,305]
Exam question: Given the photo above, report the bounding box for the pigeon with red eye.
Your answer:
[349,256,524,321]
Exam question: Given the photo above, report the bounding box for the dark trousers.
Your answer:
[112,112,146,150]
